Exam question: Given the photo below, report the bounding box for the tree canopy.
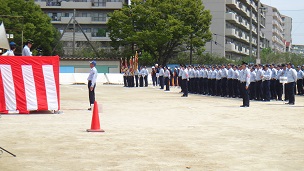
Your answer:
[0,0,62,56]
[107,0,212,65]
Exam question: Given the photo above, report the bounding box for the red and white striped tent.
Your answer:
[0,56,60,114]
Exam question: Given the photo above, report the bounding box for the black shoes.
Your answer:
[240,105,249,107]
[181,95,188,97]
[88,108,92,111]
[285,103,295,105]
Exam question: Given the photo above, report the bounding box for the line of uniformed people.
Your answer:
[177,63,301,104]
[123,66,149,88]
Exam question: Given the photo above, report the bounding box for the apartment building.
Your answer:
[292,45,304,56]
[34,0,126,56]
[282,15,292,52]
[262,4,286,53]
[203,0,266,60]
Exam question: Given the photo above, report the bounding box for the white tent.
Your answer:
[0,22,10,50]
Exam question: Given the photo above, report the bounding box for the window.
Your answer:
[82,13,88,17]
[92,13,107,21]
[92,0,106,6]
[92,28,107,37]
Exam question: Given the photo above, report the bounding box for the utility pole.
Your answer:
[249,7,253,61]
[256,0,261,64]
[73,9,76,57]
[211,39,213,55]
[189,34,193,65]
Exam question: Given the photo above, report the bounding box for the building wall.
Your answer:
[282,15,292,52]
[262,5,285,53]
[203,0,265,60]
[34,0,124,56]
[60,60,120,73]
[203,0,226,57]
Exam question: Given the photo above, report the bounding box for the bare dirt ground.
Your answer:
[1,84,304,171]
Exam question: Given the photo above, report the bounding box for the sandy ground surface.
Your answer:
[1,84,304,171]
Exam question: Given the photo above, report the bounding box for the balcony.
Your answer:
[226,0,240,10]
[35,1,122,9]
[226,12,239,24]
[226,28,239,39]
[226,43,237,52]
[61,32,111,42]
[51,16,109,24]
[273,12,283,24]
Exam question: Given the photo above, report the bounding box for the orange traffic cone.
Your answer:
[87,101,105,132]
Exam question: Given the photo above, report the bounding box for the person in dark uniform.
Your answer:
[285,63,297,105]
[261,64,272,101]
[221,65,228,97]
[270,64,278,99]
[255,64,263,101]
[134,68,139,87]
[164,66,170,91]
[296,66,303,95]
[143,66,149,87]
[232,65,239,98]
[249,67,256,100]
[87,61,98,110]
[181,65,189,97]
[227,64,233,97]
[159,65,164,89]
[174,66,178,86]
[123,67,128,87]
[276,65,283,101]
[239,61,250,107]
[139,66,144,87]
[151,66,157,86]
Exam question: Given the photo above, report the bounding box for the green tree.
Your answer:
[107,0,212,65]
[0,0,63,56]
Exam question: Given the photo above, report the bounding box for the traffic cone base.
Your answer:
[87,129,105,132]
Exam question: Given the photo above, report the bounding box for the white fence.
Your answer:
[60,73,153,85]
[60,73,110,85]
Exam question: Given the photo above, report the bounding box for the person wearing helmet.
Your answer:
[1,42,16,56]
[22,39,33,56]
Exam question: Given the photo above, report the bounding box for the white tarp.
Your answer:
[0,22,10,50]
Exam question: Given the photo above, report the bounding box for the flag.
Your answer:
[120,58,123,72]
[0,22,10,50]
[135,51,139,70]
[129,56,133,68]
[0,56,60,114]
[124,58,128,68]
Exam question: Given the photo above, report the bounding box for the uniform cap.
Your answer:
[27,39,34,44]
[241,61,248,65]
[90,61,96,66]
[10,42,16,46]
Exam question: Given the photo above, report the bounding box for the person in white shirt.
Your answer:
[239,61,251,107]
[261,64,272,101]
[1,42,17,56]
[249,67,256,100]
[158,65,164,89]
[285,63,297,105]
[296,66,303,95]
[164,66,170,91]
[22,39,33,56]
[87,61,98,110]
[181,65,189,97]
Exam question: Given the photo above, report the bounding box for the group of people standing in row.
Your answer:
[123,61,302,107]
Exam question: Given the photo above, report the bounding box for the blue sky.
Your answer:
[261,0,304,45]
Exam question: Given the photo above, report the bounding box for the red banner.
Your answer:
[0,56,60,114]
